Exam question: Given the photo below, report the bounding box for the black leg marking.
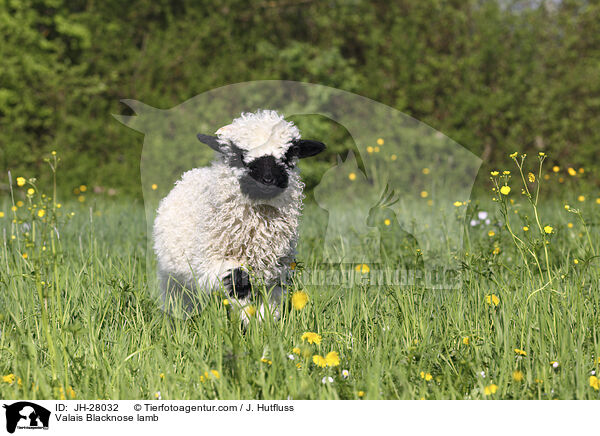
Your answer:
[222,268,252,299]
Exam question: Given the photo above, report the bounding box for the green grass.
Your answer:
[1,166,600,400]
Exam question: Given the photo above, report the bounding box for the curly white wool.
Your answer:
[153,110,304,316]
[216,109,300,160]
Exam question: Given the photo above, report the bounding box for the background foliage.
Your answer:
[1,0,599,197]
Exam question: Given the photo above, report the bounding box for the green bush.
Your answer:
[1,0,599,198]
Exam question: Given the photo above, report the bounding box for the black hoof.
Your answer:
[223,268,252,299]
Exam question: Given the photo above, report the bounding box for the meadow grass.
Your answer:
[1,156,600,400]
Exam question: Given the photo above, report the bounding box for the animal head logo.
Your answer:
[3,402,50,433]
[114,80,481,297]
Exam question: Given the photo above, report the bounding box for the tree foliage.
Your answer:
[1,0,598,196]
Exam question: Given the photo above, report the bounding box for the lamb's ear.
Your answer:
[197,134,224,153]
[290,139,326,159]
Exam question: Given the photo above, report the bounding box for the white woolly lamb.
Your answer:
[153,109,325,320]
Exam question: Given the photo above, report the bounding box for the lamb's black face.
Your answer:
[240,155,289,200]
[196,133,326,200]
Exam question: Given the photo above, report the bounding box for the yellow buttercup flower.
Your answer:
[325,351,340,367]
[66,386,76,399]
[514,348,527,357]
[422,168,430,175]
[312,355,327,368]
[462,337,469,345]
[27,188,35,196]
[151,184,158,190]
[568,167,576,176]
[376,138,384,145]
[484,384,498,395]
[453,201,463,207]
[210,370,220,379]
[384,219,391,226]
[292,347,301,355]
[512,370,524,382]
[390,154,397,161]
[528,172,535,183]
[301,332,322,345]
[523,226,529,231]
[348,172,356,181]
[355,264,370,274]
[503,170,511,175]
[544,225,553,234]
[552,165,559,172]
[488,230,495,237]
[2,374,15,384]
[490,171,499,176]
[420,371,433,381]
[578,195,585,202]
[509,152,518,159]
[244,305,257,318]
[312,351,340,368]
[567,222,573,228]
[0,212,4,218]
[79,185,87,192]
[366,146,374,153]
[492,247,501,255]
[589,376,600,391]
[485,294,500,306]
[420,191,428,198]
[500,186,511,195]
[37,209,45,218]
[291,291,309,310]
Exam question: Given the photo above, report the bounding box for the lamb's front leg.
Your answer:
[220,266,256,325]
[221,267,252,300]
